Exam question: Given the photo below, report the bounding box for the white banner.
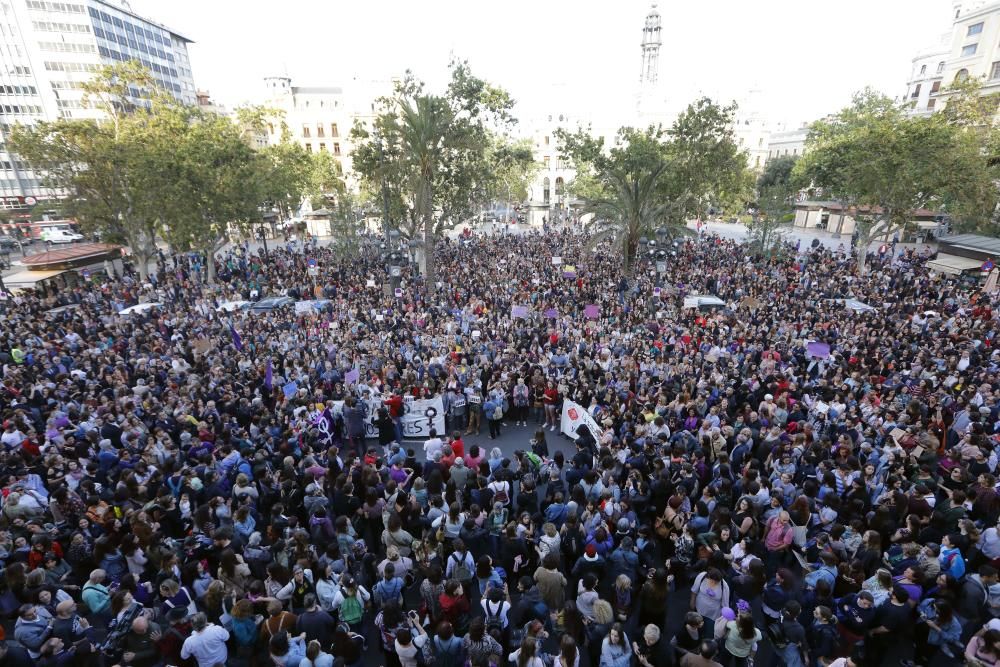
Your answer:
[560,399,602,443]
[330,396,446,441]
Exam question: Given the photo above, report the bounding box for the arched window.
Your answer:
[555,177,564,197]
[956,68,970,83]
[543,177,550,204]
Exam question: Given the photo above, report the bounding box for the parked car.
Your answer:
[41,228,84,244]
[249,296,294,312]
[0,234,19,251]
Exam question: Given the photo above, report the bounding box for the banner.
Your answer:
[329,395,446,441]
[560,399,602,443]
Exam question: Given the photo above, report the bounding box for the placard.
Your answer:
[552,256,562,265]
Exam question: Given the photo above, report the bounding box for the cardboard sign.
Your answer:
[552,256,562,265]
[366,279,376,288]
[394,288,403,298]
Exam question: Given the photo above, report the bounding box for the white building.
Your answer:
[732,89,770,171]
[0,0,197,209]
[904,1,1000,115]
[766,123,809,161]
[258,75,392,192]
[904,38,949,115]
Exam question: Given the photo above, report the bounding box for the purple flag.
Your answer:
[264,358,273,392]
[511,305,529,318]
[345,368,360,385]
[229,323,244,352]
[584,304,600,319]
[543,308,558,318]
[282,381,298,399]
[806,342,831,359]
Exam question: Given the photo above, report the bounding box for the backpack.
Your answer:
[230,616,258,648]
[375,577,403,607]
[492,482,509,506]
[485,599,505,634]
[433,634,464,667]
[614,587,632,622]
[451,552,473,583]
[340,593,364,625]
[493,405,504,420]
[523,451,542,475]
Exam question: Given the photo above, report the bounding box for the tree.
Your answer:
[9,61,171,279]
[757,155,798,191]
[585,162,672,275]
[350,61,518,283]
[159,110,265,283]
[795,88,996,272]
[557,97,753,271]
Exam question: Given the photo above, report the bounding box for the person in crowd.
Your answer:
[0,226,993,667]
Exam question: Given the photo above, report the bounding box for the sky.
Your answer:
[133,0,954,130]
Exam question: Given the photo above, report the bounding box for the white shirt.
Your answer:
[423,437,443,459]
[180,624,230,667]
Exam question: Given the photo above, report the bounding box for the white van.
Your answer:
[42,228,84,244]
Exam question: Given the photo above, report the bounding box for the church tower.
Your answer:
[640,4,662,84]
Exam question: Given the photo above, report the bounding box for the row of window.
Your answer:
[304,143,342,155]
[44,60,98,72]
[910,81,942,98]
[301,124,340,138]
[0,104,41,114]
[39,40,95,54]
[95,26,174,62]
[26,1,84,13]
[87,6,171,46]
[31,20,90,33]
[8,65,30,76]
[0,178,40,189]
[0,85,38,95]
[50,80,84,91]
[56,99,83,109]
[98,45,177,77]
[0,160,27,170]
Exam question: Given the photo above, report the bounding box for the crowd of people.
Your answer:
[0,224,997,667]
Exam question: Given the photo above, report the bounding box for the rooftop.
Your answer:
[20,243,122,269]
[92,0,195,43]
[939,233,1000,255]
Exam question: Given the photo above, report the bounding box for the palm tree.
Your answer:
[397,95,452,286]
[584,162,673,276]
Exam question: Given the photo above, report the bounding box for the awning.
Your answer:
[926,254,984,275]
[3,268,71,287]
[915,221,941,230]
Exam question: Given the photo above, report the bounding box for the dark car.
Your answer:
[248,296,295,312]
[0,234,18,251]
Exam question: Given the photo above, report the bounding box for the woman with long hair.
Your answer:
[599,622,632,667]
[722,611,761,667]
[462,617,502,665]
[556,635,579,667]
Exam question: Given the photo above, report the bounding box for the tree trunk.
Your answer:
[134,249,151,281]
[856,238,869,276]
[206,252,216,284]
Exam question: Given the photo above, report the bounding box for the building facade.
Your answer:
[258,75,391,194]
[732,89,770,171]
[0,0,196,209]
[905,2,1000,115]
[766,124,809,161]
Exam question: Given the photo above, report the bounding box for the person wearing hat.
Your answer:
[571,543,607,592]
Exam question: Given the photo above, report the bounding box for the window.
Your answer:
[931,81,941,94]
[555,177,564,196]
[937,61,945,73]
[305,144,312,153]
[928,98,937,111]
[755,156,761,168]
[956,68,970,82]
[912,83,921,98]
[333,143,341,155]
[919,64,927,75]
[962,43,978,57]
[543,156,550,168]
[316,124,325,137]
[969,22,984,36]
[302,126,310,138]
[543,177,550,204]
[544,136,549,146]
[331,123,338,137]
[318,143,326,152]
[992,61,1000,80]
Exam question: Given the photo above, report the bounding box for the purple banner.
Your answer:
[511,305,529,318]
[584,304,600,319]
[543,308,558,318]
[806,342,830,359]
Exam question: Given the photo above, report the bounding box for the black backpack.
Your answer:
[484,599,504,634]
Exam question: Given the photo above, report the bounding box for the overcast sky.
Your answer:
[134,0,953,129]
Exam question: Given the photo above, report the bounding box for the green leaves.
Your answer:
[558,97,751,273]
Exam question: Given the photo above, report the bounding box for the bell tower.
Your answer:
[640,4,662,84]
